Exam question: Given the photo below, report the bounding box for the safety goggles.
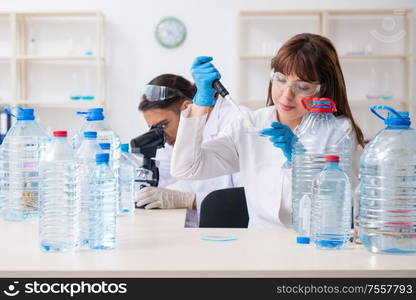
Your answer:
[270,71,321,98]
[141,84,186,101]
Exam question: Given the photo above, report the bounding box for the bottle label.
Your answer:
[299,194,311,236]
[96,131,113,143]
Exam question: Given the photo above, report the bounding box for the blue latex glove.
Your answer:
[260,122,297,163]
[190,56,221,107]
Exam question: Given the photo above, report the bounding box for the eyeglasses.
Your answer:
[270,71,320,98]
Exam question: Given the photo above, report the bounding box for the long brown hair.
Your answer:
[267,33,364,147]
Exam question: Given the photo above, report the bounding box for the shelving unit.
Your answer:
[0,11,105,109]
[237,9,414,139]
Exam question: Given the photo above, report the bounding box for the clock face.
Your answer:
[155,17,186,48]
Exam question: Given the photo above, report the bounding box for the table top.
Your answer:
[1,209,415,278]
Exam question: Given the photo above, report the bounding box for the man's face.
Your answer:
[142,109,180,146]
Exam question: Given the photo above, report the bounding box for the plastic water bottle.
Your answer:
[73,108,121,201]
[72,108,120,179]
[75,131,101,245]
[89,153,117,250]
[39,131,80,252]
[292,98,352,233]
[72,108,120,155]
[119,144,136,214]
[310,155,352,249]
[360,106,416,254]
[2,107,49,221]
[99,142,120,212]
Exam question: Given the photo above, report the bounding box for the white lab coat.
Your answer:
[171,105,362,228]
[155,97,248,226]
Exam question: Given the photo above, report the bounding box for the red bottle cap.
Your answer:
[53,131,68,137]
[325,155,339,162]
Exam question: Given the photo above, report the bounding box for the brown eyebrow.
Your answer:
[276,72,314,83]
[153,120,168,127]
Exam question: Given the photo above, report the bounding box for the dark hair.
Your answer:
[138,74,196,113]
[267,33,364,147]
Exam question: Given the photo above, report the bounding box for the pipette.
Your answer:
[212,80,259,133]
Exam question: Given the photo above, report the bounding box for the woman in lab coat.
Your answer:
[171,33,365,228]
[135,73,248,227]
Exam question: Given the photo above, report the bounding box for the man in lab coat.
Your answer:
[135,74,249,227]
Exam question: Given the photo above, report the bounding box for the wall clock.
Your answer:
[155,17,187,49]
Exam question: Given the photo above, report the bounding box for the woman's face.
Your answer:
[271,72,320,123]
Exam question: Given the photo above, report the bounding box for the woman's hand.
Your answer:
[190,56,221,107]
[260,122,297,163]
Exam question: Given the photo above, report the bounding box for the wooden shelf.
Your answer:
[18,56,104,61]
[240,56,271,61]
[240,55,411,61]
[0,11,106,109]
[16,100,104,109]
[349,100,407,106]
[18,11,103,17]
[339,55,409,60]
[239,10,411,17]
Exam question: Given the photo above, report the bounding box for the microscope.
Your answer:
[130,124,165,207]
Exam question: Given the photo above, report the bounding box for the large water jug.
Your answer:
[89,153,117,250]
[2,107,49,221]
[311,155,352,249]
[360,106,416,254]
[292,98,352,233]
[39,131,80,252]
[75,131,101,245]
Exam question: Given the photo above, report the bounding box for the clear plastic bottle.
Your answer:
[39,131,80,252]
[2,107,49,221]
[75,131,101,246]
[99,142,120,212]
[72,109,120,157]
[360,106,416,254]
[73,108,120,208]
[89,153,117,250]
[311,155,352,249]
[119,144,136,214]
[292,98,352,233]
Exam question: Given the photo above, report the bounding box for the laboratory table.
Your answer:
[0,209,415,278]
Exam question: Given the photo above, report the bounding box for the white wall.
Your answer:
[2,0,416,142]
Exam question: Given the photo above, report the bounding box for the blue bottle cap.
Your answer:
[371,106,411,127]
[17,108,35,121]
[120,143,129,153]
[87,108,104,121]
[3,106,35,121]
[296,236,310,244]
[385,111,410,127]
[99,143,111,150]
[83,131,97,139]
[77,108,104,121]
[96,153,109,163]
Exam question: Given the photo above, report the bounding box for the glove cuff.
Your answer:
[193,93,215,107]
[185,192,197,210]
